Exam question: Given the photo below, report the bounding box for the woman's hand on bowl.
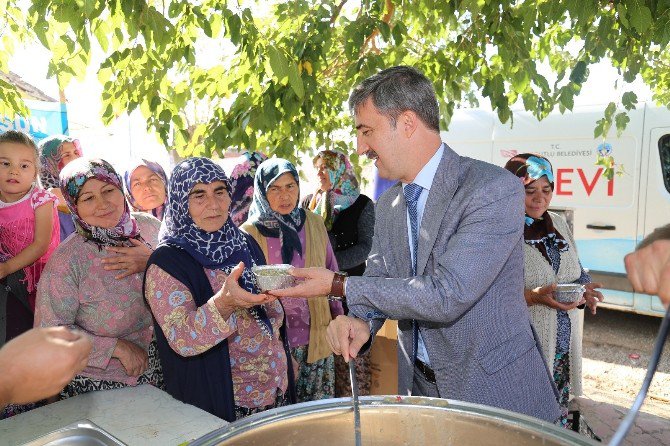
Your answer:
[102,238,153,279]
[584,282,604,315]
[525,284,581,311]
[113,339,148,377]
[214,262,276,319]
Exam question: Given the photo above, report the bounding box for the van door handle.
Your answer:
[586,224,616,230]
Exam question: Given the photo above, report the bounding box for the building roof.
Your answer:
[0,71,57,102]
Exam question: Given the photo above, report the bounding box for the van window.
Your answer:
[660,134,670,193]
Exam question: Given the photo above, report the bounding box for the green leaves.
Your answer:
[267,46,289,80]
[622,91,638,110]
[627,0,653,34]
[2,0,669,164]
[569,61,588,85]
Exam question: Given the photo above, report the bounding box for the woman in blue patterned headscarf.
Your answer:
[144,157,294,422]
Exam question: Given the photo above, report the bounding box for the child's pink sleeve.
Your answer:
[30,187,58,210]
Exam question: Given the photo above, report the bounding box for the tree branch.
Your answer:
[330,0,348,25]
[359,0,395,57]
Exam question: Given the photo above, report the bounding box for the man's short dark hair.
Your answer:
[348,66,440,132]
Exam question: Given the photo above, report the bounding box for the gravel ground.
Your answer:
[581,308,670,417]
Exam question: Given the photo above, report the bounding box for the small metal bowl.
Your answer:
[553,283,585,303]
[252,264,295,292]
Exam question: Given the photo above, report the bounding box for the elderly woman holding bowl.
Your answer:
[143,157,295,422]
[504,153,603,437]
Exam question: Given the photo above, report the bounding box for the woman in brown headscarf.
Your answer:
[504,153,603,437]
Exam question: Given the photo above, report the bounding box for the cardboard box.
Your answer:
[369,320,398,395]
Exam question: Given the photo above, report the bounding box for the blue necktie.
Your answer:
[404,183,423,365]
[403,183,423,275]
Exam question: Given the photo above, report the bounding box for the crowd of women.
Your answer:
[0,131,376,421]
[0,128,603,437]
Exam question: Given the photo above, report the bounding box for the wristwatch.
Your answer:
[328,271,348,301]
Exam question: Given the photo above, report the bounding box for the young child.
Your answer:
[38,135,84,240]
[0,131,60,345]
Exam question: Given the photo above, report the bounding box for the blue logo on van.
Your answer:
[597,143,612,156]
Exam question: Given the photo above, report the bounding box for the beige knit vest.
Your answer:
[523,211,584,396]
[241,211,333,363]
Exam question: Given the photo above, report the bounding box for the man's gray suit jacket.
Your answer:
[347,144,561,423]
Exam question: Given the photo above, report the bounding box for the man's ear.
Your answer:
[400,110,419,138]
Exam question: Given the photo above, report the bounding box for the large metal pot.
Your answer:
[189,396,598,446]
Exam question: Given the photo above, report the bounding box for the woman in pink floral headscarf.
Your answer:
[303,150,375,397]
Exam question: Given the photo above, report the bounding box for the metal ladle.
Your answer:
[349,359,362,446]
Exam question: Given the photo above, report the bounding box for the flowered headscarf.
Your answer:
[247,158,305,264]
[39,135,83,189]
[504,153,568,264]
[159,157,272,337]
[123,158,169,220]
[59,158,141,249]
[229,151,267,227]
[307,150,360,230]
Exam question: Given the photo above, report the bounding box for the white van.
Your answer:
[442,104,670,316]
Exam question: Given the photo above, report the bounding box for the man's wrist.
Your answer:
[328,271,348,301]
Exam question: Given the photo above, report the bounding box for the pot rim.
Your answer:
[189,396,598,446]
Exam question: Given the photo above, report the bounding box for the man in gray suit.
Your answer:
[273,66,561,423]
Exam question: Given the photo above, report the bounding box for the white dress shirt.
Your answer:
[402,143,444,365]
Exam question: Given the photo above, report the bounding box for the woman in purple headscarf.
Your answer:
[124,159,169,220]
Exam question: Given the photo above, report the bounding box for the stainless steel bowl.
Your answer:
[24,419,126,446]
[189,397,598,446]
[554,283,586,303]
[252,264,295,292]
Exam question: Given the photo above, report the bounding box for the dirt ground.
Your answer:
[574,308,670,445]
[582,308,669,415]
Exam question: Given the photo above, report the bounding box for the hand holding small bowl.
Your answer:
[553,283,586,304]
[252,264,296,293]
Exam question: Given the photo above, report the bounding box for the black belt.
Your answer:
[414,358,436,384]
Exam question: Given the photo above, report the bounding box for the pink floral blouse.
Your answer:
[144,265,289,408]
[35,213,160,386]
